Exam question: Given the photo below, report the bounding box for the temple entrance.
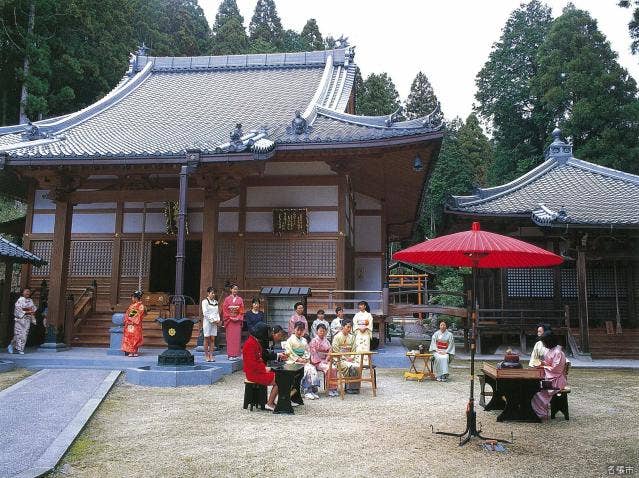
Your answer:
[149,240,201,303]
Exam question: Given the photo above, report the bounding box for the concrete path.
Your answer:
[0,369,119,478]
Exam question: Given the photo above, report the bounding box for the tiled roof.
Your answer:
[0,47,442,162]
[0,236,46,265]
[447,129,639,228]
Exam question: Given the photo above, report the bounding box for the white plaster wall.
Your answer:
[34,190,54,209]
[220,196,239,208]
[354,215,382,252]
[123,213,166,233]
[72,213,116,233]
[32,213,55,233]
[354,192,382,210]
[355,257,383,303]
[188,212,203,233]
[246,186,338,207]
[246,212,272,232]
[308,211,338,232]
[263,162,336,176]
[124,202,166,209]
[218,212,239,232]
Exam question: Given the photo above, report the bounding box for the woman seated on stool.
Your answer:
[286,321,320,400]
[531,332,567,421]
[310,323,336,396]
[242,323,278,411]
[429,320,455,382]
[529,323,551,367]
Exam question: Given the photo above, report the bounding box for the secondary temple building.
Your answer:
[0,46,443,346]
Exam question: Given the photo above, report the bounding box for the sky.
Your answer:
[198,0,639,122]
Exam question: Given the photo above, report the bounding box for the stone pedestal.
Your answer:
[107,313,125,356]
[37,325,69,352]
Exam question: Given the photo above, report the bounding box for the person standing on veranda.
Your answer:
[352,300,374,365]
[8,288,36,354]
[121,291,145,357]
[201,287,221,362]
[223,284,244,361]
[329,306,345,342]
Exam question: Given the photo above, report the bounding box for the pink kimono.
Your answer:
[288,314,308,336]
[222,294,244,358]
[532,345,567,418]
[310,335,335,391]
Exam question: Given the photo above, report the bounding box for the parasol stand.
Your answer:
[432,254,512,446]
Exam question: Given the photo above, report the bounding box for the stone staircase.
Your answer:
[71,311,200,348]
[573,328,639,359]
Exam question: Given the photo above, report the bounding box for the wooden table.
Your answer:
[269,363,304,414]
[328,352,377,400]
[404,352,434,381]
[482,363,543,423]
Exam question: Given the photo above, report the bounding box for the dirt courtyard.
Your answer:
[41,365,638,478]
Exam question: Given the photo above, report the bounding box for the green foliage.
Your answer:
[0,197,26,222]
[423,114,493,236]
[474,0,553,186]
[405,71,443,122]
[430,268,465,308]
[619,0,639,54]
[212,0,248,55]
[533,5,639,173]
[355,72,400,116]
[249,0,283,49]
[300,18,323,50]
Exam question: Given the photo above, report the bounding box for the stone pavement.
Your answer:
[0,369,119,478]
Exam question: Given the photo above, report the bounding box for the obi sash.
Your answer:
[436,340,449,351]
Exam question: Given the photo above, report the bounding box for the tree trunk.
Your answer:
[19,0,36,124]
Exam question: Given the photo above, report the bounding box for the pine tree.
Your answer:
[353,67,364,114]
[280,30,306,52]
[300,18,323,50]
[356,72,401,116]
[249,0,284,49]
[211,0,248,55]
[405,71,443,122]
[533,5,639,173]
[619,0,639,54]
[474,0,553,185]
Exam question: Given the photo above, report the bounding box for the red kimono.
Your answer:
[242,335,275,386]
[223,294,244,358]
[121,301,145,354]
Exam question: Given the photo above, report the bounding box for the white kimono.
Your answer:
[429,329,455,378]
[353,311,374,365]
[529,340,548,367]
[201,298,220,337]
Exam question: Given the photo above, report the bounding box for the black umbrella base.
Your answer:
[158,348,195,366]
[433,402,512,446]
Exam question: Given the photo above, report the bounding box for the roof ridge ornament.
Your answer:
[287,111,313,135]
[545,127,572,162]
[422,102,442,130]
[21,120,51,141]
[129,42,150,75]
[335,35,349,48]
[385,107,403,127]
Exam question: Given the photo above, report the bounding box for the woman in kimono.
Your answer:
[287,302,308,338]
[286,321,319,400]
[528,324,550,367]
[243,322,278,411]
[222,285,244,361]
[532,332,568,420]
[429,320,455,381]
[331,319,359,394]
[201,287,221,362]
[352,300,374,364]
[310,323,335,396]
[122,291,145,357]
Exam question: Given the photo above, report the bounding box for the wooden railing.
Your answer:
[72,280,97,329]
[306,289,384,315]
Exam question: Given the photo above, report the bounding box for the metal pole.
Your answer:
[175,165,189,319]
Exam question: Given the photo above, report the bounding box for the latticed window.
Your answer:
[120,241,151,277]
[587,265,626,298]
[69,241,113,276]
[31,241,52,276]
[245,240,336,278]
[216,239,237,278]
[560,268,577,298]
[506,268,554,298]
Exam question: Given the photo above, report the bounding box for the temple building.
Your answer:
[446,129,639,358]
[0,46,443,346]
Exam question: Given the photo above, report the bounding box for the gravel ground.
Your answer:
[45,365,638,478]
[0,368,33,391]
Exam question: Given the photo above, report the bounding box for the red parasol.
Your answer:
[393,222,563,268]
[392,221,563,445]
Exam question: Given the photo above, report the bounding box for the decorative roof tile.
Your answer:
[447,130,639,228]
[0,236,46,265]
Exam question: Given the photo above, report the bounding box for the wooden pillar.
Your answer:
[20,183,36,289]
[576,247,590,353]
[110,201,124,309]
[237,182,247,288]
[200,195,219,299]
[1,260,13,346]
[42,198,73,349]
[336,177,347,290]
